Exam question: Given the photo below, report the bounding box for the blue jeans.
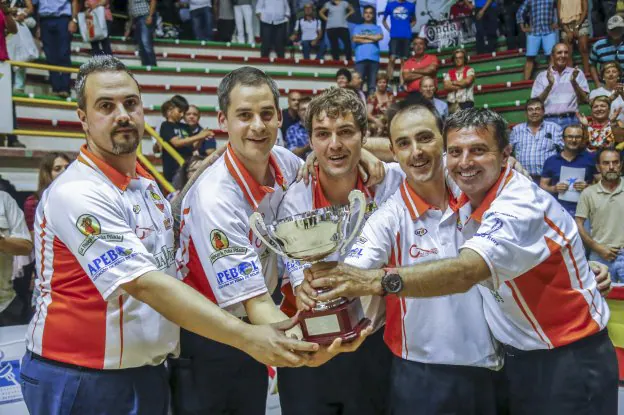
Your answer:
[191,6,213,40]
[355,60,380,93]
[39,16,72,93]
[134,15,157,66]
[301,39,327,60]
[544,113,579,131]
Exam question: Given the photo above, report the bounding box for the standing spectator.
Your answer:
[353,6,382,94]
[559,0,590,76]
[531,43,589,130]
[517,0,558,80]
[419,76,448,120]
[449,0,473,19]
[82,0,113,56]
[474,0,497,54]
[335,67,351,87]
[509,98,564,181]
[402,37,439,95]
[383,0,415,88]
[540,124,596,215]
[575,148,624,278]
[0,2,17,61]
[499,0,525,50]
[7,0,35,92]
[234,0,254,44]
[281,90,301,137]
[590,15,624,89]
[367,72,394,135]
[591,0,618,38]
[443,48,475,113]
[128,0,157,67]
[189,0,213,40]
[285,96,312,158]
[319,0,354,61]
[38,0,76,97]
[590,62,624,123]
[0,190,32,327]
[578,96,621,151]
[185,105,216,157]
[215,0,235,42]
[290,3,323,60]
[256,0,290,58]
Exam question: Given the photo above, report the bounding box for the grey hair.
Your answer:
[75,55,140,110]
[217,66,281,113]
[305,87,368,136]
[443,108,509,151]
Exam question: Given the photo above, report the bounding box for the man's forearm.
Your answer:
[590,66,601,86]
[537,84,554,104]
[0,237,33,256]
[245,292,302,338]
[575,217,599,251]
[149,0,157,16]
[363,137,393,162]
[571,81,588,104]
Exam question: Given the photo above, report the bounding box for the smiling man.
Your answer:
[309,108,617,415]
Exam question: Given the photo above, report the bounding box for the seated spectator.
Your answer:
[590,62,624,123]
[517,0,558,80]
[290,3,324,60]
[285,96,312,158]
[590,15,624,88]
[420,76,448,120]
[281,91,301,137]
[443,48,475,113]
[578,96,621,151]
[336,67,351,88]
[367,72,394,136]
[319,0,354,62]
[402,37,439,95]
[169,154,206,201]
[350,70,366,103]
[531,43,589,130]
[576,148,624,282]
[510,98,563,182]
[234,0,253,44]
[185,105,216,157]
[257,0,290,58]
[214,0,235,42]
[353,5,383,94]
[188,0,213,41]
[540,124,597,216]
[559,0,590,76]
[383,0,415,90]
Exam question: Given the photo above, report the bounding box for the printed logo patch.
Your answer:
[414,228,428,237]
[150,191,165,212]
[210,229,229,251]
[87,246,137,280]
[216,260,260,288]
[76,214,101,236]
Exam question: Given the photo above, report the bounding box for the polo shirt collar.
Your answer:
[312,165,373,209]
[400,179,458,221]
[77,144,154,191]
[224,143,286,210]
[598,178,624,195]
[462,163,514,223]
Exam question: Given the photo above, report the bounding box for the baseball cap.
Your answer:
[607,15,624,31]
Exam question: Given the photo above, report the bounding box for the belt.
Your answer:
[545,112,576,119]
[502,328,609,357]
[39,15,71,20]
[28,351,165,372]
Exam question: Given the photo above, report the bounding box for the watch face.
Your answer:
[384,273,402,293]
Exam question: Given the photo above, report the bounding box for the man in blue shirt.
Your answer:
[353,6,383,94]
[590,15,624,88]
[474,0,497,54]
[383,0,415,89]
[286,96,312,158]
[540,124,597,215]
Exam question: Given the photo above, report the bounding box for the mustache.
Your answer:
[111,124,139,135]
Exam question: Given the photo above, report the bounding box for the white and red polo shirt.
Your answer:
[177,144,302,317]
[458,165,610,351]
[27,145,179,370]
[345,180,502,368]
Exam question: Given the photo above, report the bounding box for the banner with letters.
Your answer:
[0,62,13,134]
[419,16,476,49]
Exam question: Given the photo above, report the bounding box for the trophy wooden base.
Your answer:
[299,297,371,345]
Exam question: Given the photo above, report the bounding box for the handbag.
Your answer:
[6,23,39,62]
[78,6,109,42]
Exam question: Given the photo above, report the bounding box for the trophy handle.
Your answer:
[249,212,289,259]
[340,190,367,255]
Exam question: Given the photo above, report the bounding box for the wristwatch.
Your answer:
[381,267,403,295]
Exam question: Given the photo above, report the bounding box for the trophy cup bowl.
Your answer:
[249,190,371,345]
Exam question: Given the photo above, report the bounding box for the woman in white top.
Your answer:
[589,62,624,123]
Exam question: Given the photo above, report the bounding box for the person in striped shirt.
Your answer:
[590,15,624,88]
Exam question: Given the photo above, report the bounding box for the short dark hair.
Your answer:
[387,95,443,137]
[596,147,622,164]
[443,108,509,151]
[170,95,189,113]
[161,100,174,118]
[75,55,140,111]
[525,97,544,111]
[336,68,352,82]
[217,66,280,113]
[413,36,427,46]
[305,87,367,136]
[562,124,583,137]
[363,5,375,13]
[299,96,312,105]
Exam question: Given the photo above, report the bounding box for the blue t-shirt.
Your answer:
[353,24,382,62]
[384,1,415,39]
[474,0,496,8]
[541,150,597,215]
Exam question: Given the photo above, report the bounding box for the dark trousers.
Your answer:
[39,16,72,93]
[503,329,618,415]
[301,39,327,60]
[278,329,392,415]
[474,7,498,54]
[20,352,169,414]
[355,59,380,93]
[387,356,498,415]
[134,15,157,66]
[90,22,113,56]
[592,0,618,37]
[327,27,352,61]
[216,19,235,41]
[260,22,287,58]
[501,2,525,50]
[170,329,268,415]
[191,6,213,40]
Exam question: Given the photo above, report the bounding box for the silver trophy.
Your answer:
[249,190,371,344]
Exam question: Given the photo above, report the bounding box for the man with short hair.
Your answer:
[383,0,416,89]
[353,6,383,94]
[590,15,624,88]
[402,37,439,94]
[128,0,157,66]
[576,148,624,280]
[285,96,312,158]
[517,0,558,80]
[281,90,301,137]
[531,43,589,129]
[420,76,448,120]
[540,124,597,215]
[509,98,563,182]
[20,57,319,415]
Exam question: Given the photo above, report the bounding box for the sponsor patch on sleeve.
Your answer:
[215,260,261,289]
